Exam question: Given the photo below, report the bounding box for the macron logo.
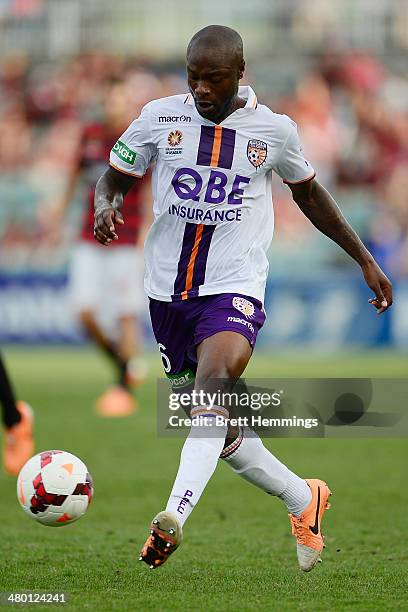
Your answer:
[158,115,191,123]
[227,316,255,333]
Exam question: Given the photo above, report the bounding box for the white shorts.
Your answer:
[69,242,145,318]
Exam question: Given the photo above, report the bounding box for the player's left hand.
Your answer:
[362,260,393,314]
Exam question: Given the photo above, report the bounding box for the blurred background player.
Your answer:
[1,351,34,475]
[51,80,152,416]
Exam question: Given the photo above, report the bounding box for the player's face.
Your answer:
[187,48,244,123]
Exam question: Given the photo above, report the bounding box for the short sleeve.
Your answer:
[109,104,157,177]
[273,118,315,185]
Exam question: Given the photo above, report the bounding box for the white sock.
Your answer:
[222,428,311,516]
[165,406,228,525]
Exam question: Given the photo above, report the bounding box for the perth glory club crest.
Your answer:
[247,139,267,168]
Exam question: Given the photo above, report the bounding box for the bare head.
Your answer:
[186,25,245,123]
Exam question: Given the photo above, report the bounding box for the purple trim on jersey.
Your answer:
[196,126,214,166]
[218,128,236,169]
[191,224,216,291]
[173,223,198,296]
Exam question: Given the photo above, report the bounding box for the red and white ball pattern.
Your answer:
[17,450,93,526]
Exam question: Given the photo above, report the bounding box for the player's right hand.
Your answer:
[94,206,124,245]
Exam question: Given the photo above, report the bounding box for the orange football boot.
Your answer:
[3,401,34,476]
[139,511,183,569]
[95,386,137,417]
[289,478,332,572]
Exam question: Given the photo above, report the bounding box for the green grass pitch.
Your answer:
[0,348,407,611]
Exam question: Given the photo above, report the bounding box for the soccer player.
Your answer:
[1,351,34,475]
[93,26,392,571]
[54,81,151,416]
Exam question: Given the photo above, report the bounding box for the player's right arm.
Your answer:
[94,168,136,245]
[94,103,156,246]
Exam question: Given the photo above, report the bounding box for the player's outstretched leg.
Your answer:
[221,426,332,571]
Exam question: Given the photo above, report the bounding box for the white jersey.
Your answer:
[110,86,314,303]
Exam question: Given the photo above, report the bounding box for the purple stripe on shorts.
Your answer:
[218,127,236,169]
[191,224,216,292]
[196,126,215,166]
[172,223,198,296]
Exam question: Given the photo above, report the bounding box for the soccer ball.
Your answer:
[17,450,93,527]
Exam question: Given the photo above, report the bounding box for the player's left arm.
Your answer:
[289,178,393,314]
